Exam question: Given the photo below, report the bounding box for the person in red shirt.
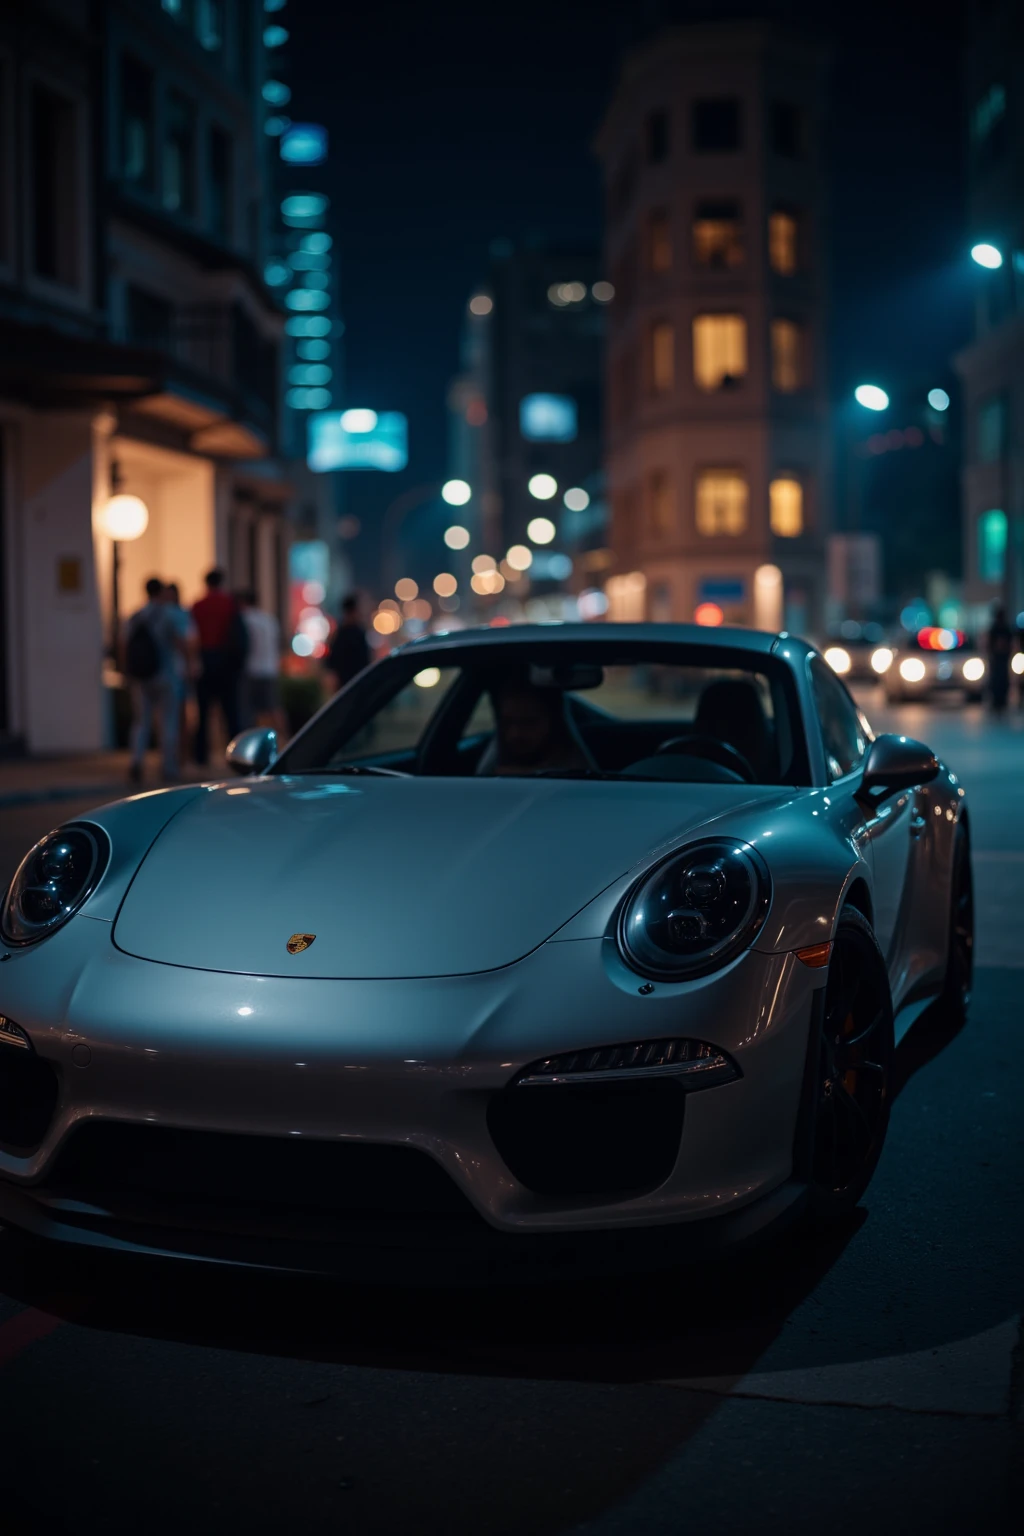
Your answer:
[191,568,247,765]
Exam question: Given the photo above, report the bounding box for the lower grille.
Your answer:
[0,1046,59,1152]
[487,1079,684,1198]
[39,1123,479,1241]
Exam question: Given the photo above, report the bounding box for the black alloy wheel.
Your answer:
[806,906,894,1225]
[939,821,973,1023]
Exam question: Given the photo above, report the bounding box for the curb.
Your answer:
[0,784,126,812]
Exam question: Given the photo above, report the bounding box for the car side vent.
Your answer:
[514,1037,739,1089]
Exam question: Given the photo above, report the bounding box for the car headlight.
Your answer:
[618,839,771,981]
[899,657,926,683]
[1,824,109,946]
[824,646,851,675]
[870,646,893,673]
[962,657,985,682]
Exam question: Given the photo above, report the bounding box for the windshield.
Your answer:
[273,642,810,786]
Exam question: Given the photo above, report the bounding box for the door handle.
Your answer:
[909,812,928,837]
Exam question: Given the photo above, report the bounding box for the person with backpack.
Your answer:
[191,568,248,765]
[123,578,183,786]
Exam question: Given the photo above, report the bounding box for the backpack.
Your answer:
[124,614,161,681]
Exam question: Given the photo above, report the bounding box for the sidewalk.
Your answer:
[0,752,211,810]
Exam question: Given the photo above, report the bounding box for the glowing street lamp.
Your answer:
[971,242,1003,270]
[854,384,889,412]
[99,466,150,662]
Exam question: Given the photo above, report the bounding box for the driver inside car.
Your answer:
[489,677,594,777]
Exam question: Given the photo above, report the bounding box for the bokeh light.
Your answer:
[928,388,950,412]
[528,473,558,500]
[971,243,1003,269]
[433,572,458,597]
[444,524,470,549]
[694,602,724,627]
[414,667,442,688]
[340,408,377,433]
[441,480,471,506]
[563,487,590,511]
[527,516,556,545]
[471,554,496,574]
[506,544,533,571]
[854,384,889,411]
[395,577,418,601]
[469,295,493,316]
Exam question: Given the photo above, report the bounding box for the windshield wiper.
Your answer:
[281,764,411,778]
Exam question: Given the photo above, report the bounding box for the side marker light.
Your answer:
[795,941,833,969]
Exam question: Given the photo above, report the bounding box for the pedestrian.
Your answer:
[191,568,248,765]
[238,588,284,733]
[165,582,198,773]
[326,593,370,691]
[987,603,1012,714]
[123,578,182,785]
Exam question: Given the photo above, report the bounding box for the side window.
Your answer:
[810,659,868,781]
[460,691,495,743]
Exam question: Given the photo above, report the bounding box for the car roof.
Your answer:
[395,622,796,658]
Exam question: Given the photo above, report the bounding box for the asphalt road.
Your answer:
[0,696,1021,1535]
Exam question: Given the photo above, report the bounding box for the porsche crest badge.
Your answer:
[286,932,316,955]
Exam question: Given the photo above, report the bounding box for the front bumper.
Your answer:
[0,915,821,1272]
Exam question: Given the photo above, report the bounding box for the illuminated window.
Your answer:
[693,200,743,269]
[978,509,1007,582]
[695,471,748,536]
[692,314,747,391]
[648,470,674,536]
[770,477,804,537]
[768,211,798,274]
[606,571,647,622]
[648,209,672,272]
[771,319,805,391]
[650,321,675,393]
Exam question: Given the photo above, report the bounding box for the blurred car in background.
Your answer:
[877,627,986,704]
[822,623,892,687]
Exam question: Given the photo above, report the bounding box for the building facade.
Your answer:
[446,240,609,618]
[596,23,830,634]
[0,0,291,755]
[955,0,1024,623]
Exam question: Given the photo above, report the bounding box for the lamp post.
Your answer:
[98,463,149,662]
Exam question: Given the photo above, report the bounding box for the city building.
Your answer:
[0,0,292,755]
[446,239,609,617]
[595,23,830,634]
[955,0,1024,624]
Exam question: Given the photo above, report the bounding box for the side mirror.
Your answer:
[225,727,278,776]
[857,733,939,807]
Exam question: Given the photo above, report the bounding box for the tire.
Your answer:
[802,906,894,1228]
[937,820,973,1023]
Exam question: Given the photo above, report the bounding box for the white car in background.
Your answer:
[879,628,986,704]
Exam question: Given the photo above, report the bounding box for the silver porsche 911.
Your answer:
[0,625,972,1278]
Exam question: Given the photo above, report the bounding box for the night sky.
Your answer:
[286,0,969,567]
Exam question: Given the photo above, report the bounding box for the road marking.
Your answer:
[658,1315,1020,1418]
[0,1307,66,1367]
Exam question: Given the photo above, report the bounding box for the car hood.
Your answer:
[112,774,777,979]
